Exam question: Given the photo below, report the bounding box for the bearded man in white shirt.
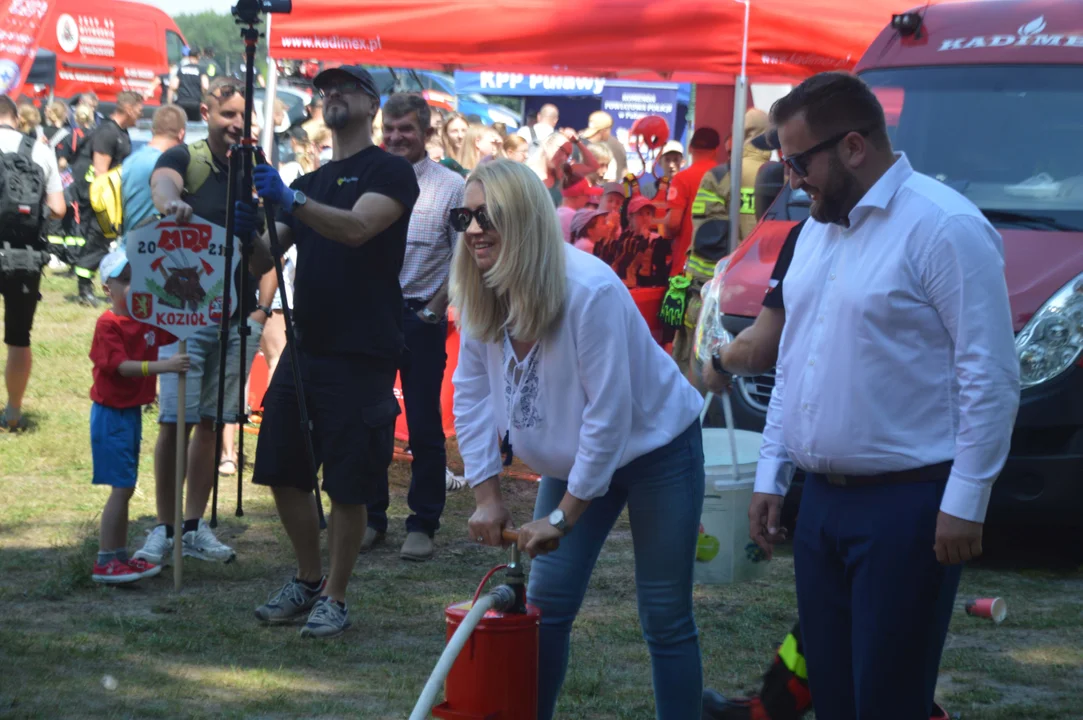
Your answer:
[748,72,1020,720]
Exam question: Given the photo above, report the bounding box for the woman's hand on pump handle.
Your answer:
[469,503,563,559]
[469,501,514,548]
[515,519,564,559]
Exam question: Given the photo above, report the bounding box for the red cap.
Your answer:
[562,178,603,198]
[627,195,657,215]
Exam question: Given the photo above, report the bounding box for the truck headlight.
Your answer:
[1016,272,1083,389]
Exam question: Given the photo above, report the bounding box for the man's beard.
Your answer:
[808,153,863,226]
[325,104,351,130]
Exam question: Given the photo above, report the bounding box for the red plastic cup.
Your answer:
[965,597,1007,624]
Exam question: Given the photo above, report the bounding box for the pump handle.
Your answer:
[501,529,560,552]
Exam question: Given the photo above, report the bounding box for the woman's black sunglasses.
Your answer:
[449,206,495,232]
[782,127,872,178]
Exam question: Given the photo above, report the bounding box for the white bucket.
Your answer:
[694,428,768,585]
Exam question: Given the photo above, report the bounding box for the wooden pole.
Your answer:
[173,339,186,591]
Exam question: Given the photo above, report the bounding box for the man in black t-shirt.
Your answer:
[171,48,208,122]
[72,91,142,306]
[131,77,274,571]
[247,65,420,639]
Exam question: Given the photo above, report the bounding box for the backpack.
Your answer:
[0,134,46,246]
[526,124,542,159]
[89,164,123,238]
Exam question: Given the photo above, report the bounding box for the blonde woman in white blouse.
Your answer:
[449,159,706,720]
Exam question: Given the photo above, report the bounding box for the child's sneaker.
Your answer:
[92,558,142,584]
[126,557,162,580]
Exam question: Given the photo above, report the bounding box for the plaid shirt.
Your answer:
[399,157,466,301]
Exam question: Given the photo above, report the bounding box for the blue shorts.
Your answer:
[90,403,142,489]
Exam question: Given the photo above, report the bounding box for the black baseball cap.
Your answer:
[751,127,780,152]
[312,65,381,100]
[689,127,721,150]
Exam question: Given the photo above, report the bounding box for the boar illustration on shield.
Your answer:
[150,249,212,310]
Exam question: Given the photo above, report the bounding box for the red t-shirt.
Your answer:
[666,158,717,274]
[89,311,177,409]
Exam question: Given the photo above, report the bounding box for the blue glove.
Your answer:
[234,200,259,242]
[253,163,294,210]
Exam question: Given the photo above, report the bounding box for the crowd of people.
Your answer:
[0,61,1020,720]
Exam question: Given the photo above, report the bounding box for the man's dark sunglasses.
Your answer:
[317,80,372,98]
[209,84,246,102]
[782,127,872,178]
[449,206,495,232]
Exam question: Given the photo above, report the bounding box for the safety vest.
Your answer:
[690,162,732,264]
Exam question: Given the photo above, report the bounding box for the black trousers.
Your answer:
[367,302,449,536]
[74,200,109,282]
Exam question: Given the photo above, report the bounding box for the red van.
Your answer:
[4,0,186,106]
[717,0,1083,526]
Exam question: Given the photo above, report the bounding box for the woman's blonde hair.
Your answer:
[460,123,498,171]
[74,103,94,127]
[372,108,383,147]
[587,141,612,167]
[441,112,469,164]
[526,131,570,182]
[450,159,566,344]
[17,104,40,134]
[45,100,68,126]
[502,134,528,157]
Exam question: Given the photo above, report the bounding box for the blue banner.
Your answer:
[454,71,690,103]
[601,84,679,163]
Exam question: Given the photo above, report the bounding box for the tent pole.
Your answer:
[729,0,751,254]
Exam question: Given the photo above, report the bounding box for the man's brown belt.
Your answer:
[806,460,954,487]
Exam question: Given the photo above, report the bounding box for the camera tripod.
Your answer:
[209,0,326,530]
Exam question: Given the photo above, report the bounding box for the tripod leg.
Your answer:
[236,400,245,517]
[210,145,243,529]
[258,197,325,530]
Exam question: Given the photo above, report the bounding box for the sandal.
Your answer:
[219,458,238,476]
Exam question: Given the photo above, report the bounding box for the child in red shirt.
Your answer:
[90,251,189,584]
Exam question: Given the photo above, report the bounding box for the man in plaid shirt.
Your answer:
[365,93,466,561]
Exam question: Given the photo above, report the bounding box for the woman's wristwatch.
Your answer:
[711,352,726,375]
[256,304,273,318]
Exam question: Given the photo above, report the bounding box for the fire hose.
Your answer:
[409,529,557,720]
[409,584,517,720]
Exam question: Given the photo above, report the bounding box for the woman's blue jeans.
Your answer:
[526,419,705,719]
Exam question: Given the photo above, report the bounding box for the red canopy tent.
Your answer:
[267,0,915,83]
[258,0,920,442]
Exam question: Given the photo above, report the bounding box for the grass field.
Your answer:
[0,271,1081,719]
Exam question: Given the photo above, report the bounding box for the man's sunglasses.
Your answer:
[317,81,373,98]
[782,127,872,178]
[209,85,246,102]
[449,206,495,232]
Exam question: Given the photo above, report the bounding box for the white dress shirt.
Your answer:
[454,244,703,500]
[755,154,1020,523]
